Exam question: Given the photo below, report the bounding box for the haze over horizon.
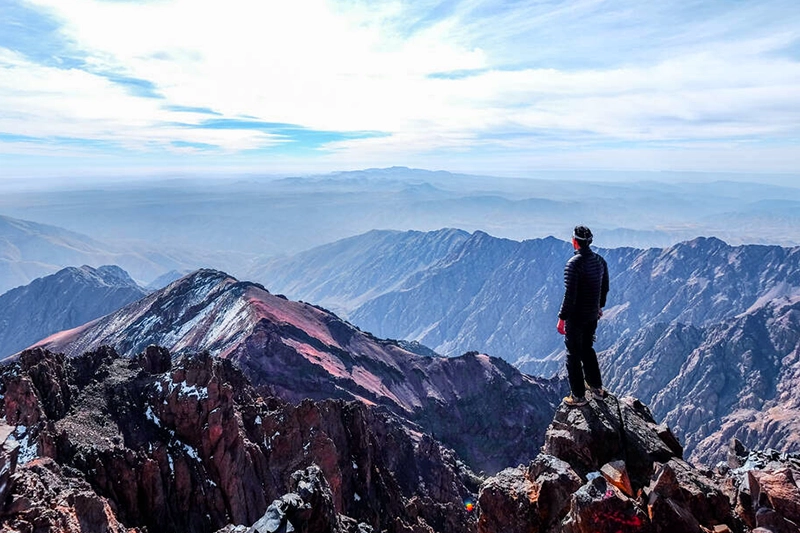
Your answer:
[2,0,799,180]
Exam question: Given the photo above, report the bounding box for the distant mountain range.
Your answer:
[252,229,800,461]
[253,230,800,374]
[0,265,147,358]
[34,269,563,473]
[2,169,799,282]
[0,214,195,293]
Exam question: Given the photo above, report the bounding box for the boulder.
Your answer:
[749,468,800,532]
[137,344,172,374]
[2,457,135,533]
[0,421,19,507]
[561,476,652,533]
[477,454,581,533]
[645,459,734,533]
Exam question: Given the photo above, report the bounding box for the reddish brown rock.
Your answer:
[749,468,800,533]
[477,454,581,533]
[645,459,734,533]
[561,476,652,533]
[2,373,45,427]
[1,457,137,533]
[750,468,800,524]
[1,347,479,533]
[601,460,634,498]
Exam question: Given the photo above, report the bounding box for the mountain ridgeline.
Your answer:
[33,269,564,474]
[253,229,800,462]
[0,214,194,294]
[253,230,800,371]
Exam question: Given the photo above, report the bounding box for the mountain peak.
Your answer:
[0,265,146,359]
[30,269,564,472]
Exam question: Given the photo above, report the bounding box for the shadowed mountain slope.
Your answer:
[0,347,480,533]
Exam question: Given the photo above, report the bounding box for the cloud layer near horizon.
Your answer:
[1,0,799,176]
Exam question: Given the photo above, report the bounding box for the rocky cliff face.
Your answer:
[477,393,800,533]
[0,347,480,533]
[0,265,147,359]
[602,297,800,463]
[4,348,799,533]
[31,270,563,474]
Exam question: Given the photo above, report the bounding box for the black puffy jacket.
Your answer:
[558,247,609,323]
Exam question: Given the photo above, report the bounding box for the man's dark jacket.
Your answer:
[558,247,609,323]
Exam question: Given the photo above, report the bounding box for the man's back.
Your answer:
[559,247,609,324]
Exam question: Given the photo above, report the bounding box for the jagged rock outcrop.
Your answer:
[1,421,18,507]
[721,439,800,533]
[0,265,147,358]
[31,269,563,473]
[2,457,136,533]
[0,347,479,533]
[477,454,581,533]
[478,394,742,533]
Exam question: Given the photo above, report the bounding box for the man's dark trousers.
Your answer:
[564,319,602,398]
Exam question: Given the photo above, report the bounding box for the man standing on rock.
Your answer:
[557,225,609,407]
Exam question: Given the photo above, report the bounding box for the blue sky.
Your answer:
[1,0,799,178]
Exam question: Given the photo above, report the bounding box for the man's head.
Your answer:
[572,225,593,249]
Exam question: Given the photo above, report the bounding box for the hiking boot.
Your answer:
[563,394,588,407]
[589,386,608,400]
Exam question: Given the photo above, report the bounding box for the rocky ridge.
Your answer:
[31,269,563,474]
[0,347,480,533]
[478,393,800,533]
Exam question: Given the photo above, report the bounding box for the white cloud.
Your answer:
[1,0,799,172]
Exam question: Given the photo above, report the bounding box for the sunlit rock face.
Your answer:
[478,393,800,533]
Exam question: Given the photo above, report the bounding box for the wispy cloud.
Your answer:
[1,0,799,175]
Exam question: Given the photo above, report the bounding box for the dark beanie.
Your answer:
[573,225,593,245]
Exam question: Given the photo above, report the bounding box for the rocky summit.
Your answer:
[0,347,480,533]
[478,393,800,533]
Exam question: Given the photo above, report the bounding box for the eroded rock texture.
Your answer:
[0,347,478,533]
[479,394,800,533]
